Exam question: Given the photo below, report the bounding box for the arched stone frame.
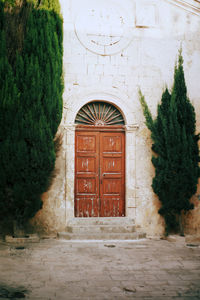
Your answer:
[63,89,139,223]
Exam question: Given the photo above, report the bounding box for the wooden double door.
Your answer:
[75,128,125,217]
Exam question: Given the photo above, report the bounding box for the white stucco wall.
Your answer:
[32,0,200,236]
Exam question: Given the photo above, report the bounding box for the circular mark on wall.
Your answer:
[74,0,133,55]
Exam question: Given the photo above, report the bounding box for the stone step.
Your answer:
[67,217,135,226]
[65,224,136,234]
[58,217,146,240]
[58,231,146,240]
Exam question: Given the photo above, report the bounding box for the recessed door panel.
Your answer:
[103,157,122,173]
[77,157,96,173]
[77,178,96,194]
[103,178,121,194]
[77,135,97,152]
[102,136,122,152]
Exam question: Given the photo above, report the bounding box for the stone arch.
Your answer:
[75,101,125,126]
[63,88,136,127]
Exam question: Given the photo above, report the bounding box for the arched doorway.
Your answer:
[74,101,125,217]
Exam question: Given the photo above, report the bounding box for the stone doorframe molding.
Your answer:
[63,91,139,223]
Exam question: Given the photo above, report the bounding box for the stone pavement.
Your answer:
[0,237,199,299]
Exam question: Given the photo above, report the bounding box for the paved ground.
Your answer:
[0,237,199,299]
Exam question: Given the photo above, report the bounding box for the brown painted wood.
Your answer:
[76,125,125,132]
[75,129,125,217]
[100,132,125,217]
[75,131,99,217]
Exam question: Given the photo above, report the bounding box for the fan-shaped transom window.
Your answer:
[75,101,125,126]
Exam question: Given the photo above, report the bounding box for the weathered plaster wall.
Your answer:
[32,0,200,236]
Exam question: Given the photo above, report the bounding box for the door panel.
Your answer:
[75,130,125,217]
[77,157,96,173]
[77,178,96,193]
[75,132,99,217]
[103,158,122,173]
[77,135,97,152]
[100,132,125,217]
[102,136,122,152]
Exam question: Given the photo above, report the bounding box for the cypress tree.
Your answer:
[0,0,63,234]
[139,50,200,235]
[0,2,20,223]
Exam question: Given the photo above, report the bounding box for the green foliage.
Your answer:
[38,0,61,13]
[1,0,15,6]
[0,0,63,229]
[138,89,154,132]
[139,51,200,235]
